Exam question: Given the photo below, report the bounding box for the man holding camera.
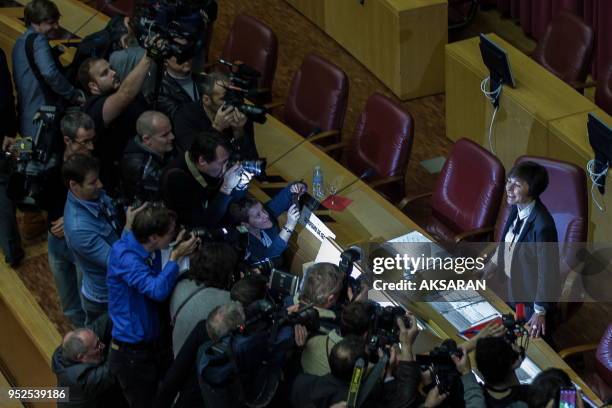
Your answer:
[78,50,153,194]
[62,154,141,324]
[292,313,425,408]
[120,111,175,204]
[173,71,258,159]
[107,206,198,408]
[38,112,96,327]
[229,181,306,267]
[12,0,84,139]
[161,130,250,228]
[157,54,199,122]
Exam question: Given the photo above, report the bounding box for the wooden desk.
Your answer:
[446,34,594,171]
[255,114,602,405]
[0,266,61,408]
[548,110,612,242]
[286,0,447,100]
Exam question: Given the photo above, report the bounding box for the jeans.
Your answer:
[47,232,85,327]
[0,165,23,264]
[109,344,160,408]
[82,295,108,326]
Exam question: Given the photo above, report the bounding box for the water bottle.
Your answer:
[313,165,323,199]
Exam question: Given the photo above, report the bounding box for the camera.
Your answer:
[6,106,61,209]
[366,304,410,361]
[240,159,267,176]
[245,298,320,333]
[416,339,464,397]
[132,0,208,63]
[338,246,367,305]
[219,60,268,124]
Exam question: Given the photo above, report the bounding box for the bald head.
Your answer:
[135,111,174,155]
[61,328,104,364]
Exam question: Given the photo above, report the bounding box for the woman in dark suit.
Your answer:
[488,161,560,340]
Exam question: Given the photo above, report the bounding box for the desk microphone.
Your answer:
[334,167,377,197]
[266,137,312,168]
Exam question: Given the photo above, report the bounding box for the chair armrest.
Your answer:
[558,344,598,359]
[321,141,348,155]
[571,79,597,91]
[397,192,433,211]
[368,175,404,189]
[308,130,341,144]
[454,226,494,243]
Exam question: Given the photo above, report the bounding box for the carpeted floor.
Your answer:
[8,2,612,385]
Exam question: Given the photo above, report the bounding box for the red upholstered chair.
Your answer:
[532,11,594,89]
[311,93,414,204]
[400,138,505,243]
[595,64,612,116]
[493,156,588,321]
[277,53,349,145]
[220,14,278,104]
[559,324,612,402]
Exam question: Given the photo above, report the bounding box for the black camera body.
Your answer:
[245,298,320,334]
[416,339,464,396]
[366,304,410,361]
[220,60,268,124]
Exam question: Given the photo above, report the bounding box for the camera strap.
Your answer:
[355,353,388,408]
[25,33,61,106]
[170,283,207,327]
[184,151,208,189]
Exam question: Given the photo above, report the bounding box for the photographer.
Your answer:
[169,242,237,356]
[174,71,258,158]
[475,337,529,408]
[120,111,175,204]
[107,206,199,408]
[78,50,153,194]
[52,314,127,408]
[229,182,306,267]
[63,154,139,324]
[38,112,96,327]
[157,53,199,121]
[161,130,250,228]
[12,0,84,139]
[292,314,425,408]
[0,47,24,267]
[301,300,371,376]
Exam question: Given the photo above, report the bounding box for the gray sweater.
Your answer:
[169,279,230,356]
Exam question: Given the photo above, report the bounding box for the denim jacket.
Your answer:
[64,190,121,303]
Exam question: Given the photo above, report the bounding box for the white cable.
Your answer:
[480,77,502,154]
[586,159,608,212]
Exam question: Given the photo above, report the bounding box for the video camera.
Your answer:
[132,0,208,63]
[338,247,368,305]
[6,106,61,209]
[500,312,529,358]
[219,60,268,124]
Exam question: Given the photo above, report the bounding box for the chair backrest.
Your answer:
[283,53,349,138]
[595,63,612,117]
[221,14,278,100]
[532,11,594,86]
[97,0,134,17]
[431,138,505,234]
[345,93,414,203]
[596,324,612,387]
[494,156,588,280]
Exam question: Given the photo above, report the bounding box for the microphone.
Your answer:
[334,167,377,197]
[265,137,311,168]
[515,303,525,324]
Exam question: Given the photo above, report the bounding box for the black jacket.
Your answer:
[52,316,126,408]
[291,361,423,408]
[120,136,174,203]
[173,101,258,159]
[496,199,561,311]
[157,71,199,123]
[160,152,246,228]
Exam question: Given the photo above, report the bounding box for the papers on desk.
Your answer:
[429,290,500,333]
[388,230,432,243]
[516,356,542,384]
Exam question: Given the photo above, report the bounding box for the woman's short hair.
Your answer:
[508,161,549,198]
[132,207,177,243]
[229,197,260,224]
[183,242,238,289]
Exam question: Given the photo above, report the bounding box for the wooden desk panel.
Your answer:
[286,0,447,100]
[548,110,612,242]
[446,34,594,170]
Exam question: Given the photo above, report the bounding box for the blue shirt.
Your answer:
[245,186,293,265]
[107,232,179,343]
[12,28,77,138]
[64,191,120,303]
